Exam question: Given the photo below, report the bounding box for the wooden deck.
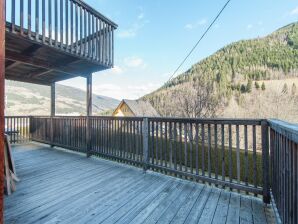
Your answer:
[5,143,275,224]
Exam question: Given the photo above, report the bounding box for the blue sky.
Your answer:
[60,0,298,100]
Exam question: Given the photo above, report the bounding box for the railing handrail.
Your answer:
[71,0,118,28]
[269,119,298,144]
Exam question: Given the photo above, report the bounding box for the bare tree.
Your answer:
[174,76,221,118]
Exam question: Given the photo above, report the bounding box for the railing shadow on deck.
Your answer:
[5,0,117,67]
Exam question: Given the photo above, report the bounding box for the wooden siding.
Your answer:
[5,143,275,224]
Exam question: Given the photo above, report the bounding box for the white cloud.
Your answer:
[185,24,194,30]
[92,82,160,100]
[198,19,207,25]
[118,10,149,39]
[123,57,146,68]
[94,65,124,77]
[185,18,207,30]
[138,13,144,20]
[118,29,137,38]
[247,24,253,30]
[290,7,298,15]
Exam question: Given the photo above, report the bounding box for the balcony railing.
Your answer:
[269,120,298,224]
[6,115,298,223]
[5,0,117,67]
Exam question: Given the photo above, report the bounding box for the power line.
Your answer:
[166,0,232,83]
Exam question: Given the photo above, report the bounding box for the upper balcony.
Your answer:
[5,0,117,85]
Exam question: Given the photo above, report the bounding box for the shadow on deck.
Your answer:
[5,143,275,224]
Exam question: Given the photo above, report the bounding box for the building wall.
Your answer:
[113,103,134,117]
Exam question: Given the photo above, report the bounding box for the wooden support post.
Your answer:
[142,118,149,171]
[0,0,5,221]
[261,120,270,204]
[50,83,55,148]
[86,74,92,157]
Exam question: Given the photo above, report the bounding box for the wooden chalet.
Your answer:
[112,99,160,117]
[0,1,297,224]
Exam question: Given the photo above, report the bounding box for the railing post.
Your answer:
[142,118,149,171]
[86,116,91,157]
[29,116,33,141]
[262,120,270,204]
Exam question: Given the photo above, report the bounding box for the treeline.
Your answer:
[143,22,298,116]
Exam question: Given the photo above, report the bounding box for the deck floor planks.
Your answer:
[22,169,151,223]
[5,143,275,224]
[212,189,231,224]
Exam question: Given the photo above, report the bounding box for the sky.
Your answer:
[60,0,298,100]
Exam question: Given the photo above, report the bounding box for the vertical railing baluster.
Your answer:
[208,124,211,180]
[228,124,232,189]
[201,123,205,177]
[214,124,218,184]
[142,118,149,171]
[184,122,188,174]
[160,121,163,167]
[65,0,68,49]
[35,0,39,40]
[169,121,172,169]
[70,1,73,52]
[88,12,91,58]
[42,0,45,43]
[60,0,64,48]
[173,122,177,173]
[195,122,199,176]
[253,125,257,195]
[236,125,240,188]
[80,6,83,55]
[261,120,270,203]
[244,125,248,193]
[75,3,78,54]
[28,0,31,37]
[48,0,52,45]
[11,0,15,31]
[20,0,24,35]
[55,0,58,46]
[188,123,192,176]
[84,9,87,57]
[164,121,168,171]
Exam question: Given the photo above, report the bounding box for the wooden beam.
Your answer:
[86,73,92,116]
[51,83,55,116]
[0,0,5,221]
[5,75,51,85]
[29,69,53,78]
[5,49,81,78]
[21,44,42,56]
[5,61,20,70]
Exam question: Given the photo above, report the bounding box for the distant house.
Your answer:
[112,99,160,117]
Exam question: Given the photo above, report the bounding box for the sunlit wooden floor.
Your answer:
[5,143,275,224]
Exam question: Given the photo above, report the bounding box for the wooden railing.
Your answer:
[5,0,117,66]
[27,116,271,202]
[269,120,298,224]
[5,116,30,144]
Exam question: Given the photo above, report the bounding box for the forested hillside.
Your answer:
[143,22,298,122]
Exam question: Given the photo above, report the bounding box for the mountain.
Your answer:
[143,22,298,122]
[5,80,119,116]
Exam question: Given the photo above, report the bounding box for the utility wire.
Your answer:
[166,0,232,83]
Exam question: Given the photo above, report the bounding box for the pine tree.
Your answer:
[282,83,288,94]
[292,83,297,95]
[261,82,266,91]
[255,81,260,89]
[240,84,246,93]
[246,79,252,93]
